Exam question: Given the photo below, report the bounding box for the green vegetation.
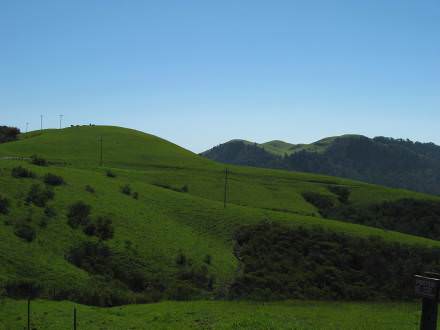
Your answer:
[0,125,440,312]
[202,135,440,195]
[230,222,440,300]
[0,299,423,330]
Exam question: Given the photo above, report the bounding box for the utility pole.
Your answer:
[223,168,229,208]
[59,114,64,129]
[40,115,43,131]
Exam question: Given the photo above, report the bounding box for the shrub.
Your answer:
[11,166,35,178]
[121,184,131,195]
[175,252,187,266]
[43,173,65,186]
[14,223,36,242]
[204,254,212,265]
[181,184,189,193]
[67,201,91,228]
[0,195,10,214]
[30,154,48,166]
[26,184,54,207]
[85,185,95,193]
[106,170,116,178]
[44,206,56,218]
[84,216,114,240]
[132,192,139,199]
[0,126,20,143]
[328,185,350,204]
[302,192,334,213]
[4,279,41,298]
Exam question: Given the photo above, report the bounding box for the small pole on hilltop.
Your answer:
[59,114,64,129]
[40,115,43,131]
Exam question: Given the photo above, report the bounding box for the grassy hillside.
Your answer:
[0,299,421,330]
[1,125,440,306]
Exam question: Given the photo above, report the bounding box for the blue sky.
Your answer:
[1,1,439,152]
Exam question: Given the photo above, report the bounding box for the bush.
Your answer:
[302,192,334,213]
[84,216,114,240]
[4,279,41,298]
[0,195,10,214]
[26,184,54,207]
[67,201,91,228]
[106,170,116,178]
[30,154,48,166]
[43,173,65,186]
[132,192,139,200]
[85,185,95,193]
[11,166,35,178]
[204,254,212,265]
[121,184,131,195]
[0,126,20,143]
[44,206,56,218]
[176,252,187,266]
[328,186,350,204]
[14,223,36,242]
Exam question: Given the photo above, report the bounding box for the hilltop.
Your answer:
[1,125,440,308]
[202,134,440,195]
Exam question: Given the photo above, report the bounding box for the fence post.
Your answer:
[27,298,30,330]
[73,305,77,330]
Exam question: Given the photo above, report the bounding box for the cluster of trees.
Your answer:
[303,189,440,241]
[0,126,20,143]
[203,136,440,195]
[230,222,440,301]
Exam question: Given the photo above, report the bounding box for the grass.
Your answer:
[1,125,440,305]
[0,299,423,330]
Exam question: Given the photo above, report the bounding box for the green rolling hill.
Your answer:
[1,125,440,309]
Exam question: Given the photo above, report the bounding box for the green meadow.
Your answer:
[0,126,437,327]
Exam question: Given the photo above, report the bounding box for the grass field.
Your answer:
[0,125,438,324]
[0,299,423,330]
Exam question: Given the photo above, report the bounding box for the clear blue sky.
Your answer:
[1,1,439,152]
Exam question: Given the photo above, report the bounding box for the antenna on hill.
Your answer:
[40,115,43,131]
[59,114,64,129]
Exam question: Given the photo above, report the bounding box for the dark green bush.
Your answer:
[4,279,41,298]
[106,170,116,178]
[67,201,91,228]
[44,206,56,218]
[328,185,350,204]
[85,185,95,193]
[11,166,36,178]
[30,154,48,166]
[14,223,36,242]
[43,173,65,186]
[83,216,114,240]
[230,222,440,301]
[175,252,187,266]
[121,184,131,195]
[181,184,189,193]
[204,254,212,265]
[132,192,139,199]
[0,195,10,214]
[302,192,335,212]
[26,184,54,207]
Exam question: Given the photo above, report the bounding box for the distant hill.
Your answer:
[201,135,440,195]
